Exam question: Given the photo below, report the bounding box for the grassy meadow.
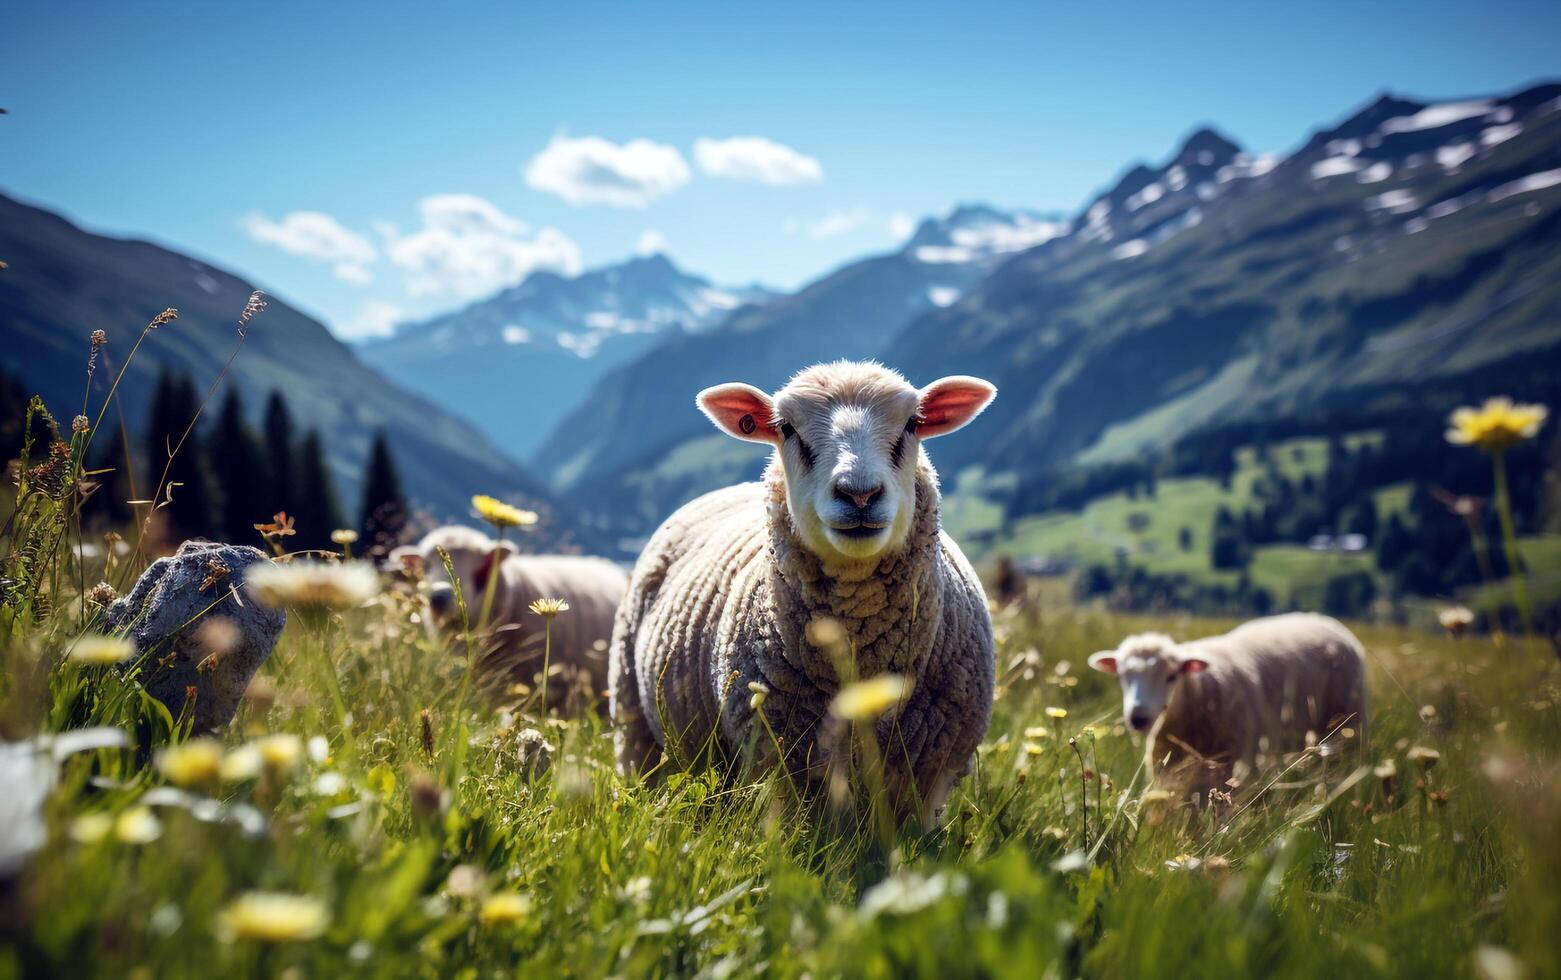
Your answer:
[2,303,1557,977]
[2,543,1559,977]
[949,434,1559,621]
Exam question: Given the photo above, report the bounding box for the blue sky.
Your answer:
[5,0,1558,339]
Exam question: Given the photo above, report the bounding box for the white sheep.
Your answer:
[1088,613,1369,797]
[391,526,627,711]
[609,361,998,823]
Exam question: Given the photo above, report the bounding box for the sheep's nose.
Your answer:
[428,588,454,615]
[833,482,884,512]
[1129,710,1154,731]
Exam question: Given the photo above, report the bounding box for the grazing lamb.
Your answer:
[1088,613,1369,797]
[610,361,998,823]
[390,526,627,711]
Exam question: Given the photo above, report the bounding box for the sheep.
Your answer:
[1088,613,1369,798]
[390,526,627,711]
[609,361,998,824]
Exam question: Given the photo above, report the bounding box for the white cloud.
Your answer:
[523,134,691,207]
[788,207,872,239]
[381,193,582,298]
[336,300,403,341]
[694,136,823,185]
[242,210,377,284]
[888,212,917,241]
[334,263,374,286]
[635,229,668,256]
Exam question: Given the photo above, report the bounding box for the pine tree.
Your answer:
[358,430,408,559]
[263,390,297,518]
[85,422,135,529]
[165,375,219,539]
[210,389,270,544]
[142,369,216,540]
[292,429,345,553]
[1210,505,1250,570]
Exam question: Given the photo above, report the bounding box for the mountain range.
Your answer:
[528,204,1068,541]
[4,79,1557,559]
[895,82,1561,489]
[358,254,776,458]
[0,192,583,546]
[532,81,1561,546]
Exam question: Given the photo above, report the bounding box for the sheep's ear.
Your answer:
[1087,651,1119,675]
[386,545,418,566]
[386,545,424,576]
[915,376,996,439]
[697,383,781,444]
[1178,656,1209,674]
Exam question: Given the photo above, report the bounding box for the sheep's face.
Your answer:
[1088,634,1209,732]
[389,527,513,628]
[698,362,995,567]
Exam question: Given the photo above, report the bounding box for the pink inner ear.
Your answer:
[917,377,995,438]
[1088,653,1119,675]
[1180,659,1208,674]
[698,383,780,443]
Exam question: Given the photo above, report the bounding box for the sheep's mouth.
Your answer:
[830,522,887,538]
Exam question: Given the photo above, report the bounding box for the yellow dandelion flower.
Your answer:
[1446,397,1548,453]
[747,680,769,710]
[1045,706,1068,719]
[528,597,569,619]
[68,634,136,665]
[805,616,848,653]
[330,528,359,545]
[70,813,114,844]
[255,734,304,773]
[246,561,380,611]
[1023,726,1051,739]
[220,744,264,782]
[1437,606,1475,636]
[479,891,532,926]
[217,892,329,942]
[831,674,912,721]
[115,806,162,844]
[472,495,538,529]
[1023,742,1044,756]
[157,738,225,787]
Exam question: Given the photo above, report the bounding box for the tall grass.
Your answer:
[2,567,1556,976]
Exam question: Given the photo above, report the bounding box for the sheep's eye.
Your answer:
[904,415,919,434]
[779,421,815,469]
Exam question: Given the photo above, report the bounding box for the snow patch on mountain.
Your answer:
[1217,153,1281,183]
[1488,168,1561,203]
[1436,142,1477,171]
[1379,100,1494,135]
[1312,156,1365,179]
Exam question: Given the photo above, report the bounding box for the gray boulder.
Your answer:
[105,540,286,731]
